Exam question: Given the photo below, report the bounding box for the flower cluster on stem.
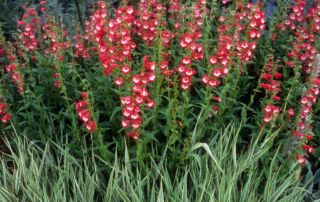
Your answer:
[4,52,24,92]
[203,3,265,111]
[17,7,39,52]
[134,0,166,46]
[0,99,10,124]
[75,92,97,133]
[177,0,206,90]
[121,56,156,140]
[279,0,320,165]
[260,57,282,124]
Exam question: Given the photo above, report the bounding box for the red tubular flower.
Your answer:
[296,154,306,165]
[212,105,219,112]
[85,121,97,133]
[81,92,88,99]
[1,113,11,123]
[292,130,304,139]
[287,108,295,117]
[78,109,91,122]
[54,80,61,89]
[305,134,313,141]
[75,100,88,111]
[127,130,140,141]
[0,103,7,115]
[212,96,221,103]
[121,65,131,75]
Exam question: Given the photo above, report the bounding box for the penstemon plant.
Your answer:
[0,0,320,185]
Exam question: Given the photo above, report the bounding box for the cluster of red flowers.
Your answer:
[42,16,71,89]
[75,92,97,133]
[39,0,47,13]
[4,53,24,92]
[277,0,320,165]
[17,7,39,52]
[134,0,166,46]
[201,31,230,89]
[281,0,306,31]
[235,3,265,63]
[192,0,207,38]
[201,19,232,111]
[52,72,60,89]
[259,57,283,123]
[89,2,137,77]
[283,1,319,72]
[121,56,155,140]
[74,34,91,59]
[293,75,320,164]
[88,1,109,74]
[202,3,265,111]
[108,6,136,57]
[168,0,182,30]
[263,104,281,124]
[260,59,282,101]
[156,14,174,77]
[177,51,197,90]
[43,19,70,59]
[107,5,136,82]
[0,100,10,124]
[75,20,99,59]
[160,31,173,49]
[307,4,320,33]
[159,53,173,78]
[177,0,206,90]
[287,28,318,73]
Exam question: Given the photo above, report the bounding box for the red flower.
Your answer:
[127,130,140,140]
[146,98,155,108]
[81,92,88,99]
[263,104,280,123]
[209,56,218,65]
[54,80,60,89]
[296,154,306,165]
[287,108,295,117]
[305,134,313,141]
[121,64,131,75]
[114,77,124,86]
[212,96,221,103]
[75,100,88,111]
[78,109,91,122]
[0,103,7,115]
[85,121,97,133]
[1,113,11,123]
[302,144,314,154]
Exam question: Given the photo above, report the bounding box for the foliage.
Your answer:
[0,124,309,201]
